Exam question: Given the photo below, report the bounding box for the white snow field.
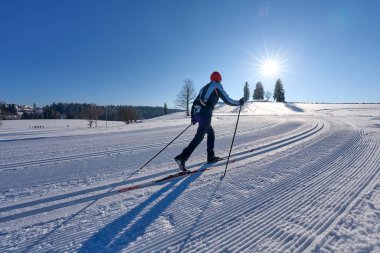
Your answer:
[1,102,379,253]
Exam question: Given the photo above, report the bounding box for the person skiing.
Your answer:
[174,71,245,172]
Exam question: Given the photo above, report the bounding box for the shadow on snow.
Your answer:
[77,170,204,252]
[285,103,304,113]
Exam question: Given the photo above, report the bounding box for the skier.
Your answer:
[174,71,245,172]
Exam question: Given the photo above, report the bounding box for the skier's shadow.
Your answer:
[77,170,203,252]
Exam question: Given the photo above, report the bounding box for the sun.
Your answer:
[262,59,279,77]
[242,46,289,83]
[244,47,288,81]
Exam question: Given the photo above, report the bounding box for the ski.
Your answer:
[118,159,234,193]
[206,157,224,164]
[155,170,198,183]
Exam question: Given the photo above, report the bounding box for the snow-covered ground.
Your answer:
[1,102,379,252]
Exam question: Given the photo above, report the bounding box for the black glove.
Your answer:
[239,98,245,106]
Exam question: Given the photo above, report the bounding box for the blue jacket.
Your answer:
[191,81,240,117]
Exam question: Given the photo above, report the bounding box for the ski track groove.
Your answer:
[210,132,378,252]
[78,120,323,252]
[201,132,378,253]
[77,124,326,253]
[178,129,364,252]
[0,120,315,220]
[128,125,379,252]
[308,137,380,253]
[286,135,380,253]
[4,118,379,253]
[249,133,378,253]
[0,120,309,198]
[0,122,280,171]
[0,122,318,219]
[125,122,333,252]
[247,131,368,248]
[0,121,321,252]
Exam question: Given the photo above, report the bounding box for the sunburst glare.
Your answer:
[243,46,289,83]
[262,59,279,77]
[256,54,286,81]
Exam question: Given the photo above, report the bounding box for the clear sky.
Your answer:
[1,0,379,107]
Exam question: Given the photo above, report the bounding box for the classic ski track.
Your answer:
[189,132,374,252]
[0,117,265,140]
[0,118,308,176]
[116,121,322,193]
[306,139,380,253]
[178,119,315,173]
[0,121,320,218]
[125,126,344,252]
[0,118,311,172]
[0,126,92,139]
[188,135,376,252]
[227,133,378,253]
[127,123,380,252]
[0,120,314,217]
[4,118,379,253]
[314,176,380,253]
[0,124,194,141]
[0,121,281,171]
[90,121,326,252]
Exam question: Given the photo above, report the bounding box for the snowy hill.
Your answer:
[0,103,379,252]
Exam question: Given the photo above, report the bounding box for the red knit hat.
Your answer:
[210,71,222,82]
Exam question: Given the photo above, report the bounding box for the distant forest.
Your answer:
[43,103,182,121]
[0,102,182,122]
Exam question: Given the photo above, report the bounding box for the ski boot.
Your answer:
[207,152,223,163]
[174,154,189,173]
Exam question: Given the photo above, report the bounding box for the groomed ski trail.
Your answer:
[1,112,380,253]
[123,123,380,253]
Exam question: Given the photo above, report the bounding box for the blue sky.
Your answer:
[1,0,379,107]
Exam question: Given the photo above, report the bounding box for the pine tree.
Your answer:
[253,82,264,101]
[243,82,250,102]
[273,79,285,102]
[163,102,168,114]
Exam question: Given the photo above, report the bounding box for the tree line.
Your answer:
[243,79,285,102]
[0,102,181,125]
[42,103,180,121]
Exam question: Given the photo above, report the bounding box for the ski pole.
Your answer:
[222,105,242,178]
[136,124,192,173]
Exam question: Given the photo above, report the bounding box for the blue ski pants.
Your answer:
[181,113,215,159]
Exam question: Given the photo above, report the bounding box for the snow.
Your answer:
[0,102,379,252]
